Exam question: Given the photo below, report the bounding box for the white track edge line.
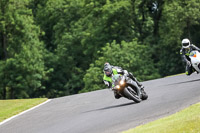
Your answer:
[0,99,52,126]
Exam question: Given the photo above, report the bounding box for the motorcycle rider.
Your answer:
[180,38,200,75]
[103,62,144,99]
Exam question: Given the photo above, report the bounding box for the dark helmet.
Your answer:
[104,63,112,77]
[104,62,110,67]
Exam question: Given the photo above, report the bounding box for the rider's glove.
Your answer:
[110,87,115,91]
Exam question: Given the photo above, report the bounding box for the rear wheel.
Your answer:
[141,90,148,100]
[123,86,141,103]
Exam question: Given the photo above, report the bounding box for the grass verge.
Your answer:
[123,102,200,133]
[0,98,48,122]
[165,73,185,78]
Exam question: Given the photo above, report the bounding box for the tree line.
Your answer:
[0,0,200,99]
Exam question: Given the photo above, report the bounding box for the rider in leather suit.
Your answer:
[103,62,144,99]
[180,38,200,75]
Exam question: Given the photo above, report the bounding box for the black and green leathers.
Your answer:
[103,65,144,99]
[103,66,143,89]
[180,44,200,75]
[103,68,121,88]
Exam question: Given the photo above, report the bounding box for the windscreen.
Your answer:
[190,51,196,57]
[112,74,121,86]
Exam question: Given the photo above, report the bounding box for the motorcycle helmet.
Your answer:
[104,64,112,77]
[182,38,190,48]
[104,62,110,67]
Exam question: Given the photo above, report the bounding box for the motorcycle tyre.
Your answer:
[141,91,148,100]
[123,87,141,103]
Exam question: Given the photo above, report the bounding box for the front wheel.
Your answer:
[123,87,141,103]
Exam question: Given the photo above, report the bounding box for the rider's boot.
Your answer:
[135,80,146,95]
[137,82,144,89]
[133,77,144,89]
[128,72,144,89]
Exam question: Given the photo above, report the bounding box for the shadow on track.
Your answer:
[83,102,136,113]
[165,78,200,86]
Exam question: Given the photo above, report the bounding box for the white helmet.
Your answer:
[181,38,190,48]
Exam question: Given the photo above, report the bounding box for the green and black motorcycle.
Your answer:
[112,74,148,103]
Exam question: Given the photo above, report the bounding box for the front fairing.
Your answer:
[112,74,126,93]
[189,50,200,72]
[112,74,121,87]
[126,77,138,88]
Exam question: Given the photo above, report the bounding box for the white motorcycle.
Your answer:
[189,50,200,73]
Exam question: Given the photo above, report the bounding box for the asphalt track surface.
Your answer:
[1,74,200,133]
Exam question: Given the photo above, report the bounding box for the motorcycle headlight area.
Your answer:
[116,85,120,89]
[120,80,125,85]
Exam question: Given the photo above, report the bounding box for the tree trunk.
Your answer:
[2,85,6,99]
[2,34,7,60]
[187,20,191,40]
[153,1,164,37]
[10,88,14,99]
[1,1,8,99]
[1,0,8,60]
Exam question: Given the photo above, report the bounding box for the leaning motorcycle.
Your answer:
[189,50,200,73]
[112,74,148,103]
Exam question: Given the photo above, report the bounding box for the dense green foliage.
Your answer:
[0,0,200,99]
[0,0,48,99]
[81,40,160,93]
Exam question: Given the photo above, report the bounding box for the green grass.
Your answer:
[165,73,185,78]
[123,102,200,133]
[0,98,48,122]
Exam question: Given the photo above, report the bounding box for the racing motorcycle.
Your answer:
[189,50,200,73]
[112,74,148,103]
